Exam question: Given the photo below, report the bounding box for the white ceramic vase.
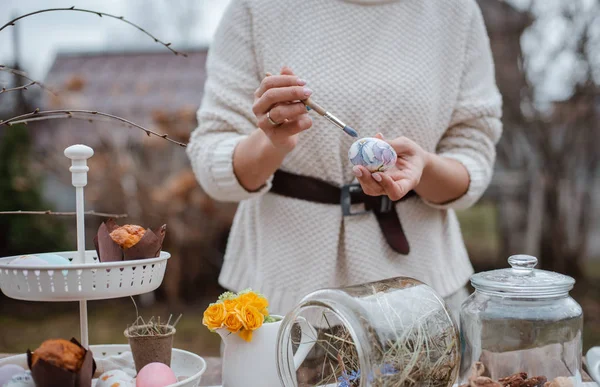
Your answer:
[217,315,315,387]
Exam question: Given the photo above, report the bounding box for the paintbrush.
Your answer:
[264,72,359,138]
[301,97,359,138]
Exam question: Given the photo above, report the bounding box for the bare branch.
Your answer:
[0,210,128,218]
[0,81,36,94]
[0,7,187,57]
[1,109,188,148]
[0,65,57,96]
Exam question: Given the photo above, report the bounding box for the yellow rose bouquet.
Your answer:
[202,289,277,342]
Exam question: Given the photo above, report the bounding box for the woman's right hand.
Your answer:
[252,67,313,152]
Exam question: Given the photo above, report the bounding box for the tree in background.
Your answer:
[481,0,600,278]
[0,25,69,257]
[0,123,68,256]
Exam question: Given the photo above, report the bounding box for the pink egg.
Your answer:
[0,364,25,386]
[135,363,177,387]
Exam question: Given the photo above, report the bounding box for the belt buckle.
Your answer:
[378,195,393,214]
[341,184,368,216]
[341,183,393,216]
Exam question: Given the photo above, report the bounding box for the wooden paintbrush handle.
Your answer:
[302,97,327,116]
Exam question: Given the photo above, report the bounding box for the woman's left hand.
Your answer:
[352,134,431,201]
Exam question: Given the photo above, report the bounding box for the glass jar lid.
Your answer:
[470,255,575,297]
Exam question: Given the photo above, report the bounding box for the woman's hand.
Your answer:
[352,134,431,201]
[252,67,313,153]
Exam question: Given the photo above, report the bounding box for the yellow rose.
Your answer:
[238,329,253,342]
[223,298,238,312]
[203,302,226,331]
[240,305,264,331]
[238,292,269,316]
[224,311,244,333]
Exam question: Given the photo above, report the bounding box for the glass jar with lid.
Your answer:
[276,277,460,387]
[459,255,583,386]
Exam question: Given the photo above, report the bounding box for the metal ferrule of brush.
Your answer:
[323,112,346,129]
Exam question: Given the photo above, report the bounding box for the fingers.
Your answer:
[263,114,313,144]
[253,86,313,116]
[353,165,415,201]
[353,166,385,196]
[254,67,313,149]
[375,133,414,156]
[373,173,413,201]
[387,136,415,154]
[280,66,295,76]
[255,75,306,98]
[258,102,307,127]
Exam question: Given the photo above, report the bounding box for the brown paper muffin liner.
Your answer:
[27,338,96,387]
[93,219,166,262]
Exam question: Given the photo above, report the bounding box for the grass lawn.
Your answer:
[0,297,221,357]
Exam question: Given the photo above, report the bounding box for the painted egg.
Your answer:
[96,370,135,387]
[37,253,71,275]
[2,370,35,387]
[348,137,397,172]
[135,363,177,387]
[9,255,49,267]
[0,365,25,386]
[37,253,71,265]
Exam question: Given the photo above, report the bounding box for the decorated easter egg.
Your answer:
[8,255,48,267]
[96,370,134,387]
[0,365,25,386]
[37,253,71,265]
[348,137,397,172]
[37,253,71,275]
[135,363,177,387]
[2,370,34,387]
[3,372,34,387]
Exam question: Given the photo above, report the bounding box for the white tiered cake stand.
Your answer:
[0,145,205,386]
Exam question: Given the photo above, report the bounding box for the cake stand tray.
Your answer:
[0,250,170,301]
[0,344,206,387]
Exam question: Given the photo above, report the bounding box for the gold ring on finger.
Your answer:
[267,110,282,127]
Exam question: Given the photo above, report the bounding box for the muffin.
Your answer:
[109,225,146,249]
[31,339,86,373]
[94,219,166,262]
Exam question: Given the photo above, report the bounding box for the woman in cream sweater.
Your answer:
[187,0,502,320]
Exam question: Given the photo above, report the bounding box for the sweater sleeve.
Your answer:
[186,0,271,202]
[423,3,503,211]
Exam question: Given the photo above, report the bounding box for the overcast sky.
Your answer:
[0,0,231,79]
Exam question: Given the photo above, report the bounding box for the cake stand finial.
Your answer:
[64,144,94,348]
[64,144,94,188]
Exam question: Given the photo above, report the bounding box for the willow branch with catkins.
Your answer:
[0,65,57,96]
[0,109,188,147]
[0,7,187,57]
[1,9,189,148]
[0,81,36,95]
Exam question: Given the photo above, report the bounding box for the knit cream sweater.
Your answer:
[187,0,502,314]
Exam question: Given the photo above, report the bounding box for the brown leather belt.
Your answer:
[270,169,417,255]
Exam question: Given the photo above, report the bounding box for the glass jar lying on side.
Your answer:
[276,277,460,387]
[459,255,583,387]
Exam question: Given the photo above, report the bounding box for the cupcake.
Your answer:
[93,219,166,262]
[109,225,146,250]
[27,338,95,387]
[31,339,86,372]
